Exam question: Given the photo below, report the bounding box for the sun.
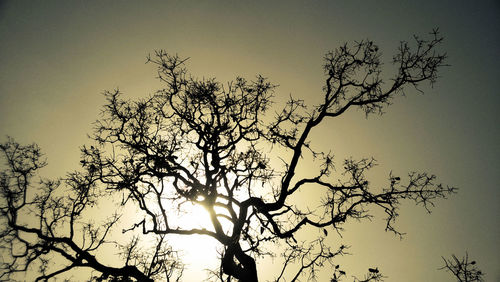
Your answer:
[159,198,225,278]
[146,174,242,279]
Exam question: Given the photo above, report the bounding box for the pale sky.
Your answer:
[0,1,499,281]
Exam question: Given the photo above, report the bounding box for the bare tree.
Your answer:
[441,253,484,282]
[0,137,184,281]
[1,30,455,281]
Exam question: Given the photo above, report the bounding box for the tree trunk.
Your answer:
[222,243,258,282]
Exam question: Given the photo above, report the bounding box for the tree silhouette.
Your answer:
[441,253,484,282]
[1,30,455,281]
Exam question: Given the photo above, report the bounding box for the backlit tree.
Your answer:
[0,30,455,281]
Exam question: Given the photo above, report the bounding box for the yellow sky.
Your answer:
[0,1,499,281]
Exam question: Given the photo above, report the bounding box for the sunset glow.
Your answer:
[0,1,498,281]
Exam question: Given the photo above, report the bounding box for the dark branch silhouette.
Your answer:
[441,253,484,282]
[1,30,455,281]
[0,139,183,281]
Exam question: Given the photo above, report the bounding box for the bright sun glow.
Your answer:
[146,167,244,279]
[161,199,224,279]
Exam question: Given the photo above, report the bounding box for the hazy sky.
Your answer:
[1,1,499,281]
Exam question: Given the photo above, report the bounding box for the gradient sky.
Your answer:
[1,1,499,281]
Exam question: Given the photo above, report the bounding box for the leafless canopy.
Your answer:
[1,30,454,281]
[441,253,484,282]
